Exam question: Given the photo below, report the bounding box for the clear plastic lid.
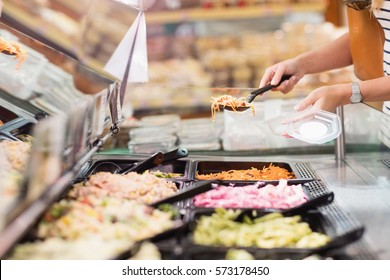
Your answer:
[266,110,342,144]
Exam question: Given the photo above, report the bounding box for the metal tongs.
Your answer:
[220,74,291,112]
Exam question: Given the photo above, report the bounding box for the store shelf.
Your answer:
[145,3,327,24]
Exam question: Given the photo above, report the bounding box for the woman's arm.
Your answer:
[295,32,352,75]
[260,32,353,92]
[295,76,390,112]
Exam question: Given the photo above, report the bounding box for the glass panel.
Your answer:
[0,20,119,161]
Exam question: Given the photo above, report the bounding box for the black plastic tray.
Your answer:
[77,158,191,180]
[0,89,46,120]
[191,160,305,182]
[114,219,186,260]
[68,177,185,202]
[8,122,34,136]
[0,107,35,140]
[187,180,334,212]
[6,193,185,260]
[151,180,333,213]
[8,218,185,261]
[0,105,19,124]
[181,208,364,260]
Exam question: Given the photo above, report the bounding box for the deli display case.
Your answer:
[1,1,390,261]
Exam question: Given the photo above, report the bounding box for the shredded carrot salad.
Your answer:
[196,164,296,180]
[0,37,27,69]
[210,94,255,120]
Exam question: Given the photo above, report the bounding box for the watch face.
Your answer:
[350,95,362,103]
[350,82,362,103]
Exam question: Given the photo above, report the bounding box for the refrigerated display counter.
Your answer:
[84,145,389,260]
[1,2,390,261]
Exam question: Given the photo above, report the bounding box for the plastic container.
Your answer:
[128,126,178,153]
[139,114,180,131]
[0,44,48,99]
[222,102,267,151]
[129,126,177,140]
[128,114,181,154]
[178,117,220,149]
[127,135,177,153]
[266,110,342,144]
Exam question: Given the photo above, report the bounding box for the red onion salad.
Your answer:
[193,179,308,209]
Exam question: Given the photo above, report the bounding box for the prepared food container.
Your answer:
[129,126,177,140]
[78,157,190,180]
[192,160,301,182]
[128,137,177,154]
[185,180,334,212]
[6,171,186,260]
[139,114,180,130]
[8,200,184,260]
[128,125,178,154]
[180,208,364,260]
[0,105,19,125]
[177,118,221,151]
[0,44,48,99]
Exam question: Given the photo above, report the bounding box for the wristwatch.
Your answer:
[350,82,363,103]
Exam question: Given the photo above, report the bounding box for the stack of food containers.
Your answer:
[128,114,180,153]
[178,116,222,151]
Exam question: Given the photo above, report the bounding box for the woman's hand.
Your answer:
[259,33,352,96]
[259,57,305,94]
[294,84,351,112]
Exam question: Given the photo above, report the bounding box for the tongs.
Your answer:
[150,180,218,208]
[234,191,334,222]
[1,50,16,56]
[150,178,320,208]
[117,151,165,174]
[0,33,17,56]
[0,131,22,142]
[221,74,291,112]
[118,147,189,174]
[89,147,189,175]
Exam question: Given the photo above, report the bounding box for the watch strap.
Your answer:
[350,82,363,103]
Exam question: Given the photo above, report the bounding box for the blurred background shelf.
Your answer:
[146,3,327,24]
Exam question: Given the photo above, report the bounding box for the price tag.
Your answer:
[109,81,123,128]
[23,115,66,203]
[66,99,93,164]
[91,88,109,142]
